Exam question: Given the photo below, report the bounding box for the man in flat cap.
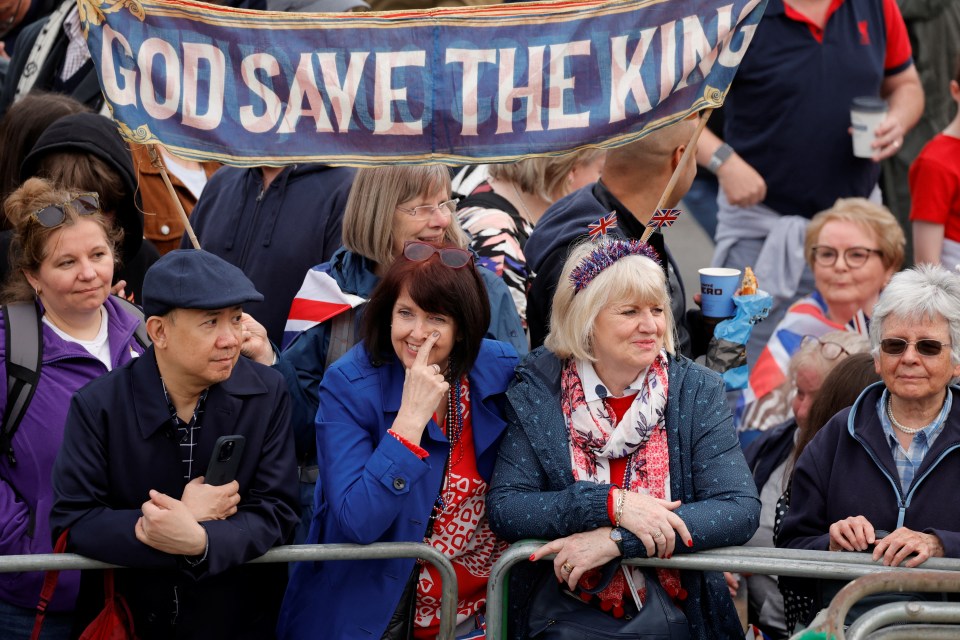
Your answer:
[50,249,299,639]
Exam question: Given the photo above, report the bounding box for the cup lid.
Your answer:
[851,96,887,112]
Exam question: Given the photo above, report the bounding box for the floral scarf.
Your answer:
[561,352,683,613]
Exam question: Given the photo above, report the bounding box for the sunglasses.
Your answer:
[879,338,951,357]
[402,241,472,269]
[33,193,100,228]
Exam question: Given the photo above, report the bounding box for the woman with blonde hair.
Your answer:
[457,150,605,325]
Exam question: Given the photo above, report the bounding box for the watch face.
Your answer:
[610,529,623,542]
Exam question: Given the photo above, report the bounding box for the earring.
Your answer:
[34,287,42,297]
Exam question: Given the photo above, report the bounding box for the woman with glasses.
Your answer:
[278,243,518,639]
[242,164,525,543]
[779,265,960,622]
[737,198,904,434]
[735,330,868,638]
[0,178,146,637]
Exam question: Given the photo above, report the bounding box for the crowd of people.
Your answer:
[0,0,959,638]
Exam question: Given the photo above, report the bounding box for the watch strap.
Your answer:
[707,142,735,174]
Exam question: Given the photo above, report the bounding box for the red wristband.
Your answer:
[388,429,428,459]
[607,486,618,525]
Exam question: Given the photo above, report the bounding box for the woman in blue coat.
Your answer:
[278,241,518,639]
[487,239,760,639]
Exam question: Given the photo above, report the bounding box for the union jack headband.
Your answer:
[569,239,662,294]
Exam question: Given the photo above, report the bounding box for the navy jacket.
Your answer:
[277,339,518,638]
[744,419,798,494]
[524,183,691,355]
[487,347,760,640]
[185,164,355,344]
[50,350,300,639]
[779,382,960,558]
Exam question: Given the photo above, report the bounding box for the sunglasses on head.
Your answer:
[33,193,100,228]
[402,241,472,269]
[879,338,950,357]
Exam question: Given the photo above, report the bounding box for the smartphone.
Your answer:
[204,435,246,485]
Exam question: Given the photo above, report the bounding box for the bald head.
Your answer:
[604,116,697,177]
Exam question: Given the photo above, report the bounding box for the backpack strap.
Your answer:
[111,296,150,349]
[2,302,44,466]
[325,306,359,371]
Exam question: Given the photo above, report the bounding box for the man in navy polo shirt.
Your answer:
[696,0,923,365]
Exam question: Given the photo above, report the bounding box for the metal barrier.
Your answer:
[824,570,960,640]
[485,541,960,640]
[0,542,459,640]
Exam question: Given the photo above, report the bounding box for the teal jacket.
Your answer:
[487,347,760,639]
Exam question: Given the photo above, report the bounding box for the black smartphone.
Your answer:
[204,435,246,486]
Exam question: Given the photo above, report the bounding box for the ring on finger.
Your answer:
[431,364,441,374]
[561,562,574,574]
[652,531,664,540]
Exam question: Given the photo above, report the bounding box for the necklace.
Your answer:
[886,397,925,436]
[511,182,536,227]
[428,378,464,536]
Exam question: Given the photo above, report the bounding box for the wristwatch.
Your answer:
[610,527,626,556]
[707,143,735,174]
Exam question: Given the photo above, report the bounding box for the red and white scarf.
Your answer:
[561,353,683,611]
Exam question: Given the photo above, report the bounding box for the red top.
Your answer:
[909,134,960,243]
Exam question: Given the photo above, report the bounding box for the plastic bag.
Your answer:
[704,291,773,391]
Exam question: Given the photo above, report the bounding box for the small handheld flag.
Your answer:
[587,212,618,239]
[647,208,681,229]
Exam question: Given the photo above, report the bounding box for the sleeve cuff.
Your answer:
[183,523,209,567]
[388,429,428,459]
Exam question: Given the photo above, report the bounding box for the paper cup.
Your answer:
[699,268,741,319]
[851,97,888,159]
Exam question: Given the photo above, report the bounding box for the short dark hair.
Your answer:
[362,247,490,381]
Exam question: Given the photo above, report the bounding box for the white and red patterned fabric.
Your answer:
[561,353,682,614]
[414,378,507,639]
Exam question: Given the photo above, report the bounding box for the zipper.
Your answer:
[237,183,269,267]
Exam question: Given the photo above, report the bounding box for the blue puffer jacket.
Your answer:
[0,297,144,611]
[487,347,760,640]
[277,247,527,460]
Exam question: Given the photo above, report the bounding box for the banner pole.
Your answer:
[145,145,201,250]
[640,108,713,244]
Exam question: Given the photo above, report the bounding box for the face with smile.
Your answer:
[813,220,893,319]
[391,187,452,261]
[25,218,113,324]
[591,296,666,395]
[875,313,960,408]
[391,286,457,373]
[157,307,243,390]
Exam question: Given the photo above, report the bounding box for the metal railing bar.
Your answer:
[487,543,960,640]
[866,624,960,639]
[824,571,960,640]
[846,601,960,640]
[0,542,459,640]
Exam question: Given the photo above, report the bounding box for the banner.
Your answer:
[80,0,766,166]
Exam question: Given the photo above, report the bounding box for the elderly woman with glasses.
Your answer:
[278,243,518,639]
[780,265,960,586]
[0,178,146,636]
[737,198,905,434]
[487,239,760,640]
[241,164,525,542]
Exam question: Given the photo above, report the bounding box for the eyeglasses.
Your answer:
[402,241,472,269]
[800,335,850,360]
[810,245,883,269]
[396,198,459,220]
[879,338,951,357]
[33,193,100,228]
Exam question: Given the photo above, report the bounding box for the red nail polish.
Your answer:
[687,539,693,547]
[528,554,536,561]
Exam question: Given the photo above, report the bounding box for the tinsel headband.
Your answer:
[569,239,662,294]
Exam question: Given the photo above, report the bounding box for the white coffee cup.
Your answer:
[851,97,888,159]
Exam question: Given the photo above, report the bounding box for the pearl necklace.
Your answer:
[885,397,925,436]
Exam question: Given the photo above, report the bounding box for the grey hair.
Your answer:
[869,265,960,366]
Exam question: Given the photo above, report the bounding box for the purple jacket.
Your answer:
[779,382,960,559]
[0,296,144,611]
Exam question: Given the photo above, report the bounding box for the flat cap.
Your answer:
[142,249,264,318]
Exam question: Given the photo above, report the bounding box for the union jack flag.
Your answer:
[587,212,618,238]
[647,208,682,229]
